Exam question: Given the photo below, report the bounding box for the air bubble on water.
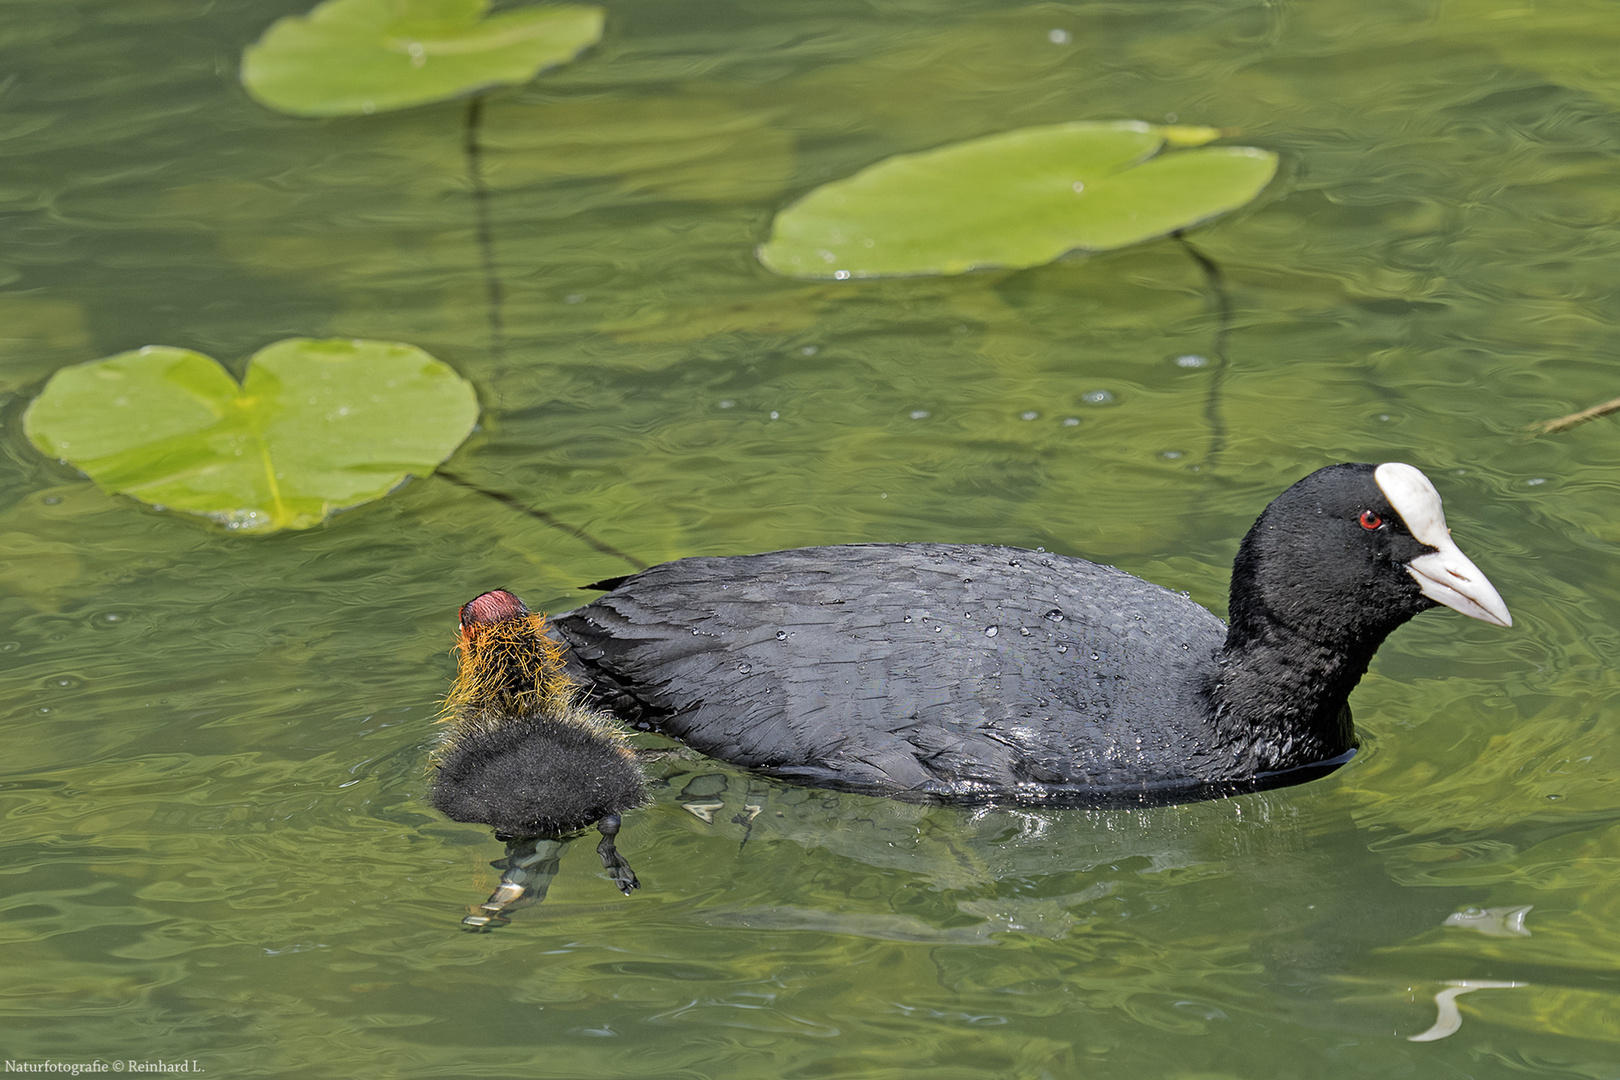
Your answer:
[985,626,998,637]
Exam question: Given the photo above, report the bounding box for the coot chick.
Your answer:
[551,463,1511,806]
[430,590,646,911]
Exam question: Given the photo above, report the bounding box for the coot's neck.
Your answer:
[1205,620,1368,775]
[1202,525,1418,775]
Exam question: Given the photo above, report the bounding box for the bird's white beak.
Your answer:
[1376,463,1513,629]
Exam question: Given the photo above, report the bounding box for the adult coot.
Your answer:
[430,589,645,903]
[539,462,1510,807]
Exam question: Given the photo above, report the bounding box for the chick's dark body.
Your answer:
[430,714,648,838]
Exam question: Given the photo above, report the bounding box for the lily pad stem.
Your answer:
[1171,230,1231,469]
[439,469,650,572]
[464,94,506,361]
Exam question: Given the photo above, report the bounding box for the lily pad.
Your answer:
[242,0,604,117]
[24,338,479,532]
[758,121,1278,279]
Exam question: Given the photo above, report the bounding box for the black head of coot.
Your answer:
[1209,462,1510,774]
[1227,462,1504,650]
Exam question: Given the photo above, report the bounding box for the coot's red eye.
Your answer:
[1358,510,1383,530]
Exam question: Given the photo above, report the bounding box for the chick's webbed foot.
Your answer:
[596,814,639,895]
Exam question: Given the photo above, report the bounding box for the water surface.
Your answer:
[4,0,1620,1075]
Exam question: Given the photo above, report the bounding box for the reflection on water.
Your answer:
[4,0,1620,1075]
[1442,904,1533,938]
[1407,981,1527,1043]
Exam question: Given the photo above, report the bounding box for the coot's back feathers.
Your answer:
[557,544,1227,799]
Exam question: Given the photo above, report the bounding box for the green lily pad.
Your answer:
[758,121,1278,279]
[242,0,604,117]
[24,338,479,532]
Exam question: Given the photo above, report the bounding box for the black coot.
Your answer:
[546,462,1510,806]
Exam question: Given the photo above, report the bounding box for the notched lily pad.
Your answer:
[24,338,479,532]
[242,0,605,117]
[759,121,1278,279]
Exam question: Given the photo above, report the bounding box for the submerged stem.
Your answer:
[439,470,650,572]
[1172,231,1232,470]
[453,98,647,576]
[464,94,505,362]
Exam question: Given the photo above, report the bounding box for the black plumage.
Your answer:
[552,463,1511,806]
[428,591,646,902]
[430,714,647,839]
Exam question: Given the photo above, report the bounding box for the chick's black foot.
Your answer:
[596,814,639,895]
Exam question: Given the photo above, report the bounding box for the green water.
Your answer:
[5,0,1620,1075]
